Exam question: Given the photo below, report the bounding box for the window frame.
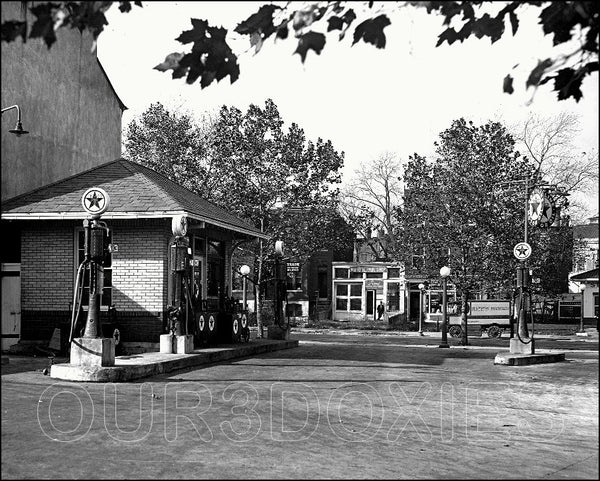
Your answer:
[335,282,363,313]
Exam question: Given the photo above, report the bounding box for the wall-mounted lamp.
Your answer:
[1,105,29,136]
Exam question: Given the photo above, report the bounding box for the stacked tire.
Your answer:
[217,313,240,344]
[240,313,250,343]
[195,313,209,346]
[206,313,218,345]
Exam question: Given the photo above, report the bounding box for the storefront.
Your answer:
[331,262,405,321]
[405,278,458,330]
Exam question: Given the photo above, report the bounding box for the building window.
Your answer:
[194,237,205,256]
[334,268,349,279]
[366,272,383,278]
[335,283,362,312]
[75,229,112,308]
[388,268,400,278]
[207,240,224,297]
[286,303,303,317]
[412,246,424,269]
[350,271,363,278]
[387,282,401,311]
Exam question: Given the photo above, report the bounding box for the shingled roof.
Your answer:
[1,159,266,238]
[570,268,599,282]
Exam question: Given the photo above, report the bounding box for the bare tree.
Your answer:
[341,152,403,259]
[511,112,599,222]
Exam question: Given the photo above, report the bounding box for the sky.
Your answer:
[97,1,599,215]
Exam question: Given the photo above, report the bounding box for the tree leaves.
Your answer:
[398,118,531,294]
[553,68,584,102]
[28,2,61,48]
[526,58,553,89]
[352,15,390,48]
[327,9,356,39]
[235,4,280,36]
[503,74,514,94]
[1,1,597,100]
[294,31,326,62]
[0,20,27,43]
[155,18,240,87]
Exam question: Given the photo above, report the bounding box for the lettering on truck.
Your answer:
[447,300,512,339]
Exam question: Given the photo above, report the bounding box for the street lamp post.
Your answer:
[439,266,451,348]
[579,284,586,334]
[418,283,425,336]
[274,240,284,328]
[240,264,251,313]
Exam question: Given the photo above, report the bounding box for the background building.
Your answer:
[1,1,125,351]
[570,215,599,293]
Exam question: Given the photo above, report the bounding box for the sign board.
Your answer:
[538,194,556,227]
[81,187,110,216]
[513,242,532,260]
[287,262,300,273]
[528,188,544,222]
[365,279,383,289]
[350,266,386,273]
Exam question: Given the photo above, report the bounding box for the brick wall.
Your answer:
[111,219,169,312]
[21,223,74,311]
[19,219,171,343]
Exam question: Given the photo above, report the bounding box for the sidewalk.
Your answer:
[291,326,599,340]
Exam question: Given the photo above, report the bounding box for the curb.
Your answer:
[494,351,566,366]
[50,339,299,382]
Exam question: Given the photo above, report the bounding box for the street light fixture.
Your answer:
[240,264,251,313]
[418,283,425,336]
[1,105,29,136]
[439,266,451,348]
[274,240,284,327]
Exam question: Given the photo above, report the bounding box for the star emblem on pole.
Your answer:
[513,242,532,260]
[86,191,103,210]
[81,187,110,216]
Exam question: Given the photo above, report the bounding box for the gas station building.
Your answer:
[1,159,265,352]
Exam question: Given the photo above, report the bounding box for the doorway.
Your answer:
[409,291,421,323]
[366,290,375,319]
[1,263,21,351]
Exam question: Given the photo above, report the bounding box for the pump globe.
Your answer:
[440,266,451,278]
[240,264,251,276]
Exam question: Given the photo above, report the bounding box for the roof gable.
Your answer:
[1,159,265,238]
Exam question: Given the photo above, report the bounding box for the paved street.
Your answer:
[2,331,598,479]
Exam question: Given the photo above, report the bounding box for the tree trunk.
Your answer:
[461,291,469,346]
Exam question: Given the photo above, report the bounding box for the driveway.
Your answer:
[2,332,598,479]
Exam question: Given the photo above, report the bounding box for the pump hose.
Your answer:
[513,286,534,344]
[69,260,88,342]
[183,278,193,335]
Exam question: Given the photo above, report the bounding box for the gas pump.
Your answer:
[168,237,189,336]
[161,215,194,354]
[67,187,115,368]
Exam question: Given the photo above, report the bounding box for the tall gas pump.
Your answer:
[68,187,115,368]
[160,215,194,354]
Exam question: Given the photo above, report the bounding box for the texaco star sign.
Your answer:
[513,242,532,261]
[81,187,110,216]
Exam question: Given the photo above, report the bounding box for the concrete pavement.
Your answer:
[2,331,598,479]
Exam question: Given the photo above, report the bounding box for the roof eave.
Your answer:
[1,210,268,240]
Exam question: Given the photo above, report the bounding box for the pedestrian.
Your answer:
[377,301,385,321]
